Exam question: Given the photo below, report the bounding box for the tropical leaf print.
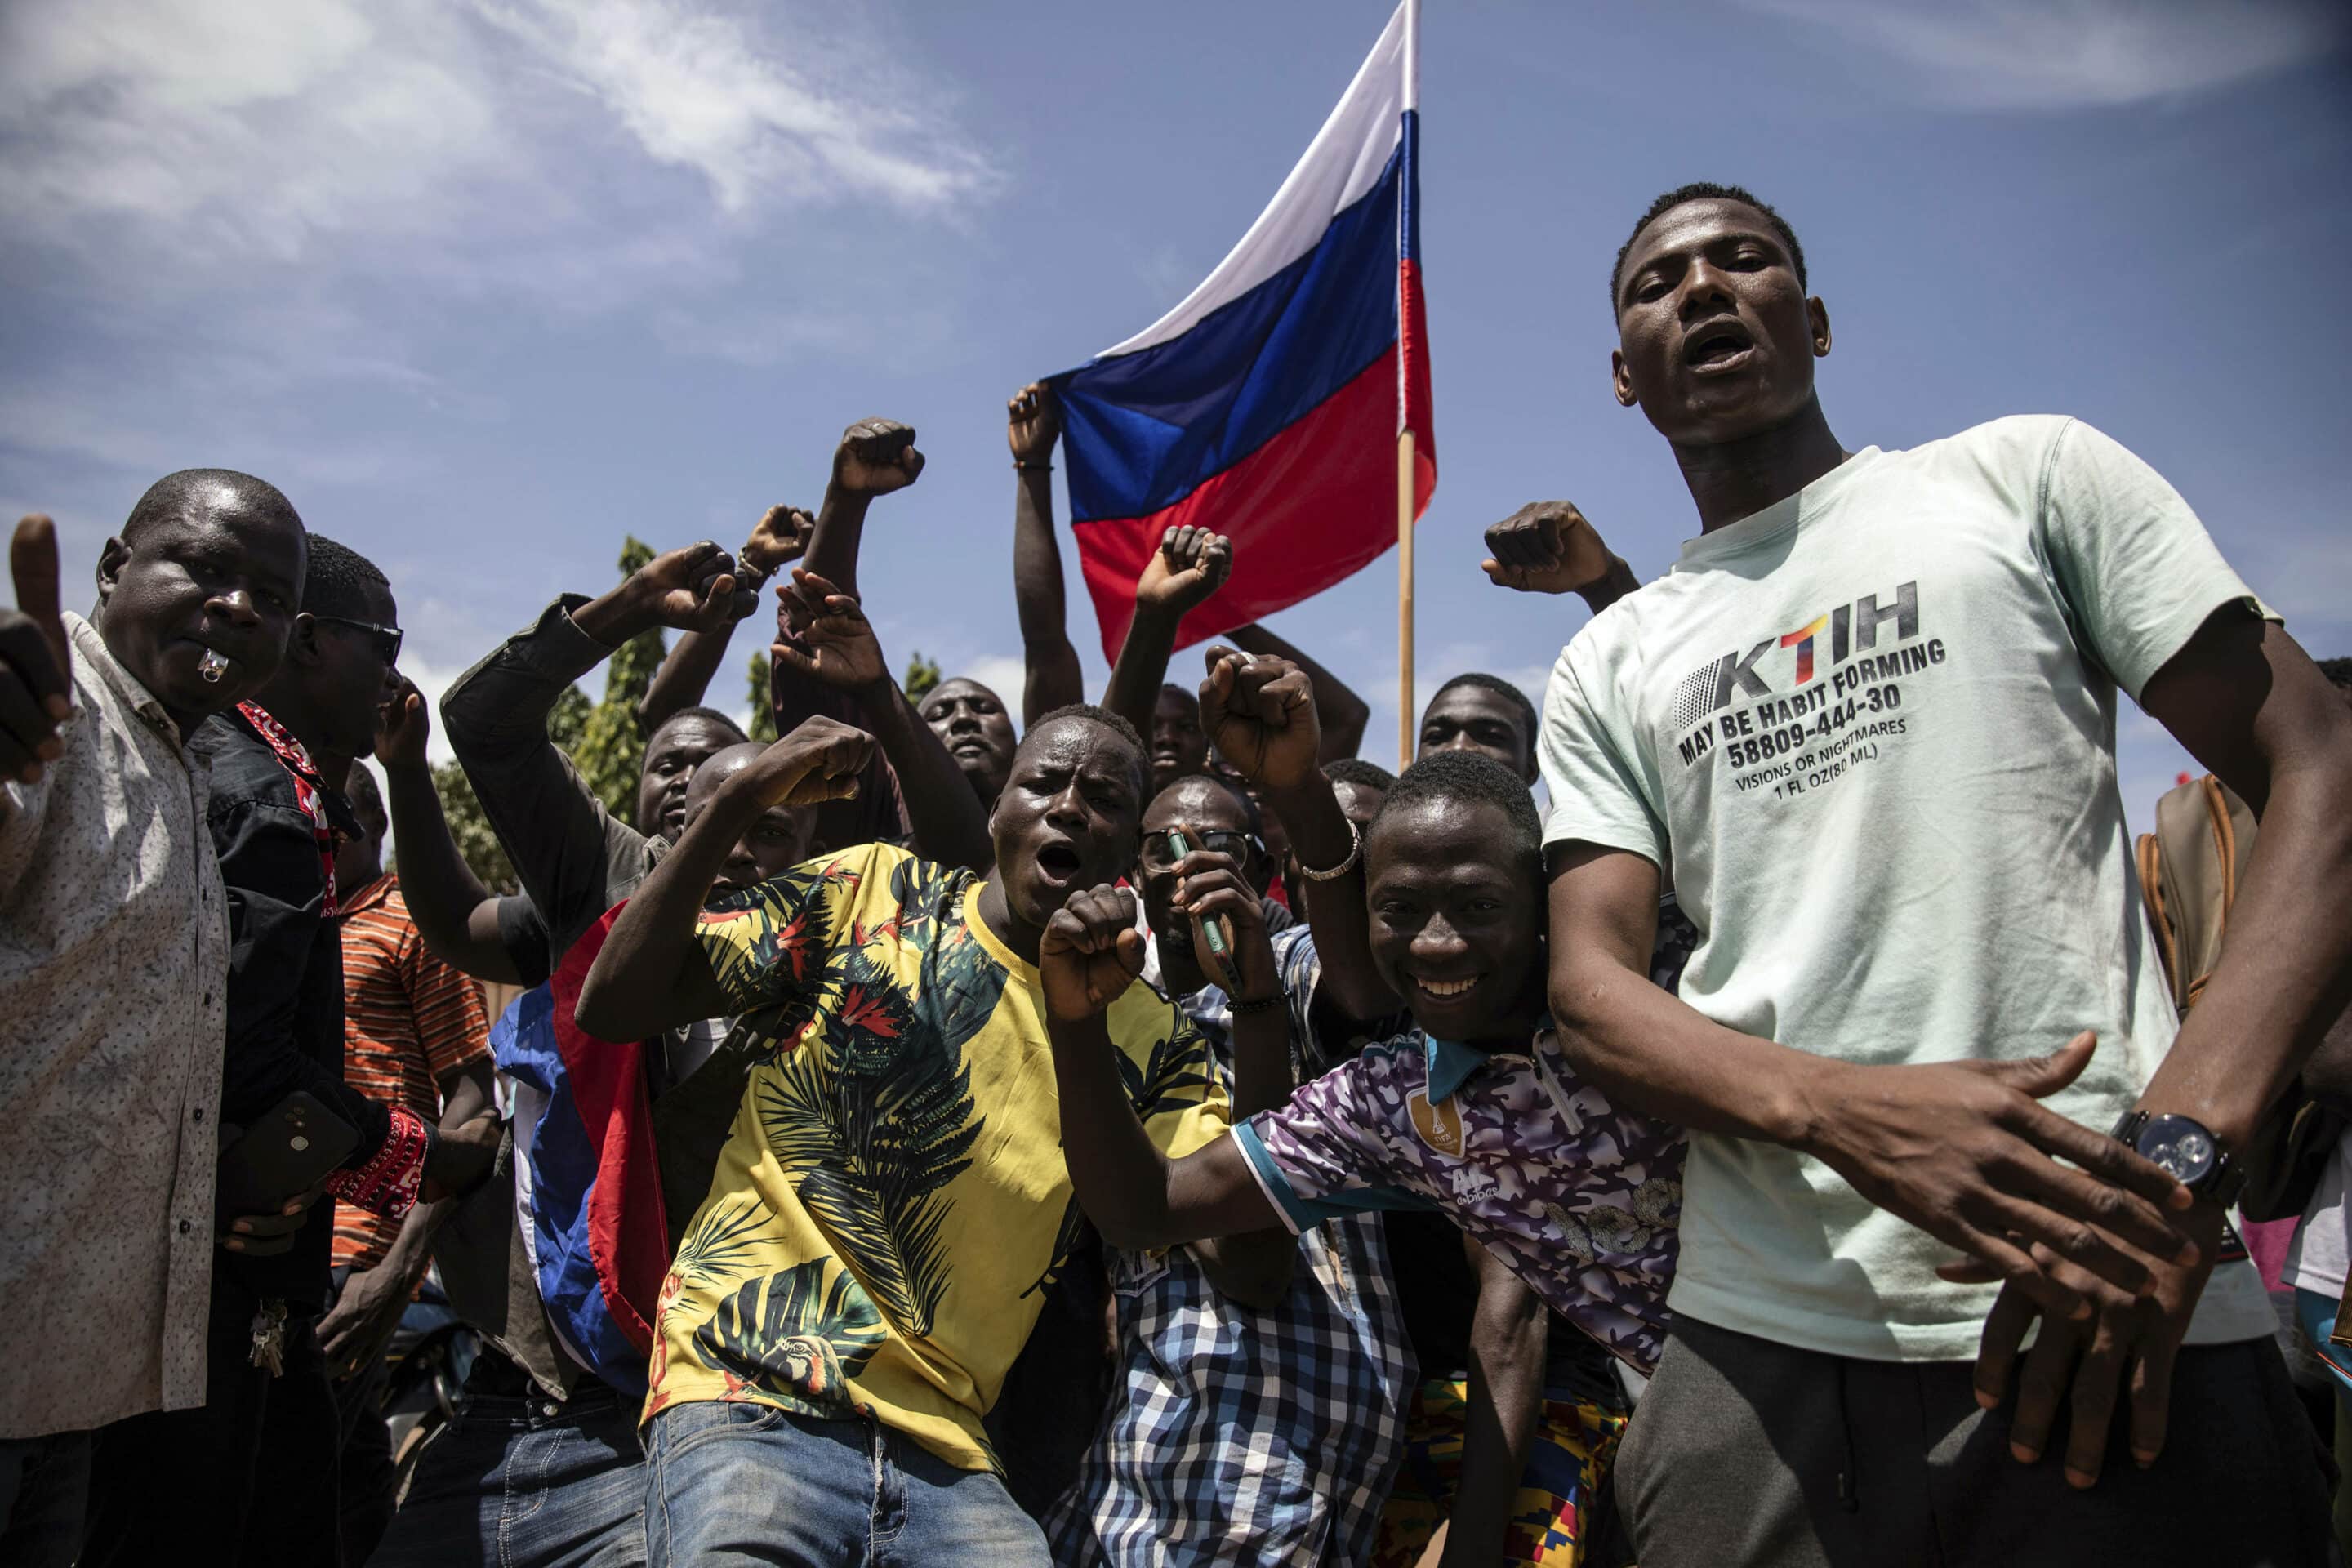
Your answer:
[670,1192,782,1298]
[690,1260,886,1410]
[752,947,988,1337]
[1114,1006,1217,1121]
[702,858,862,1004]
[884,856,973,955]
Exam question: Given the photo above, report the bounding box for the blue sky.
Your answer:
[3,0,2346,831]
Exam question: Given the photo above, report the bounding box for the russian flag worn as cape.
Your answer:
[1053,0,1434,660]
[495,907,670,1394]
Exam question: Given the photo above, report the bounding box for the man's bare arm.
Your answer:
[1102,526,1230,743]
[1444,1240,1548,1568]
[1008,383,1085,725]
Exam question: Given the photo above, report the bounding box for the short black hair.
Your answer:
[653,706,749,746]
[343,760,385,823]
[1324,758,1397,792]
[1152,769,1263,840]
[1371,750,1544,866]
[1428,672,1539,760]
[123,468,302,545]
[1027,702,1149,797]
[302,535,390,621]
[2318,657,2352,690]
[1611,181,1807,314]
[1156,682,1200,713]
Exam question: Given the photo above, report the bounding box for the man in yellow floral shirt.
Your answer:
[576,704,1227,1566]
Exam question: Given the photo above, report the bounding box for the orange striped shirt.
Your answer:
[332,874,492,1272]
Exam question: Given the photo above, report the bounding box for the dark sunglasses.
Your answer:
[313,614,403,666]
[1138,828,1258,873]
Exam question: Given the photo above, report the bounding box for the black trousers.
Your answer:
[85,1273,342,1568]
[1616,1314,2336,1568]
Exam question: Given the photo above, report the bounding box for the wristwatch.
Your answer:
[2110,1109,2243,1207]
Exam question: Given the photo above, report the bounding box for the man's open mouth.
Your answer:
[1413,974,1480,1000]
[1682,318,1756,372]
[1036,841,1084,882]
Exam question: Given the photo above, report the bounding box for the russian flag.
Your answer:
[494,910,671,1395]
[1054,0,1434,660]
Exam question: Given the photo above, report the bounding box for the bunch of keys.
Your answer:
[247,1298,288,1375]
[198,649,231,684]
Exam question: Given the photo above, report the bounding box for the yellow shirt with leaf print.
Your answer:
[645,841,1229,1471]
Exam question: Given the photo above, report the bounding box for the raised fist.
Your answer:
[733,716,874,811]
[1135,525,1232,617]
[1481,501,1615,596]
[742,504,815,577]
[1039,884,1147,1024]
[630,541,760,633]
[773,569,888,694]
[1,514,73,785]
[1198,647,1318,795]
[833,419,925,497]
[1008,382,1062,464]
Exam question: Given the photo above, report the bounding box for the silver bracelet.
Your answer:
[1295,817,1362,883]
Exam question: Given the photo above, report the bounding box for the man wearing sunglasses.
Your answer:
[1046,768,1414,1567]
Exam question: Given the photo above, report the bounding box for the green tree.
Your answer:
[902,649,942,704]
[428,759,519,893]
[748,651,777,743]
[572,536,665,826]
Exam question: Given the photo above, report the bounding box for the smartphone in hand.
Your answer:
[216,1091,359,1217]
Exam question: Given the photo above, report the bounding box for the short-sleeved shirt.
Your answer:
[1232,1005,1686,1374]
[1538,415,2278,1361]
[333,873,492,1272]
[1,612,228,1439]
[647,843,1231,1472]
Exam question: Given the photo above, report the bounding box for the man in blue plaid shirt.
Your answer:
[1048,771,1415,1567]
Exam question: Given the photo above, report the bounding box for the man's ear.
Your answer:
[95,536,129,605]
[1610,348,1638,409]
[288,612,326,667]
[1809,296,1833,358]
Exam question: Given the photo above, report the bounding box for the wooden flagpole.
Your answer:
[1397,430,1415,772]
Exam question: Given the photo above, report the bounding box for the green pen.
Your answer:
[1164,827,1245,995]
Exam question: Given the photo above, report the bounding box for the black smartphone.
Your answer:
[216,1091,359,1216]
[1164,828,1246,996]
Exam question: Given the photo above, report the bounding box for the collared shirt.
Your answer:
[1049,925,1414,1567]
[332,873,492,1272]
[1232,905,1698,1374]
[0,612,229,1438]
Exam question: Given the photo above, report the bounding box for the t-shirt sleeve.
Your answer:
[1538,630,1670,866]
[1107,990,1232,1162]
[694,843,898,1017]
[401,918,494,1084]
[2038,418,2278,702]
[1232,1061,1428,1236]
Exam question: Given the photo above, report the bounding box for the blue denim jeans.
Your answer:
[644,1401,1050,1567]
[373,1382,646,1568]
[0,1431,90,1568]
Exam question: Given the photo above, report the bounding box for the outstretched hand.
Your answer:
[729,716,874,812]
[741,505,815,577]
[1135,525,1232,617]
[1008,382,1062,463]
[773,569,889,693]
[1,514,73,786]
[1481,501,1616,595]
[1199,647,1318,795]
[1040,884,1147,1024]
[630,541,761,633]
[833,419,926,497]
[376,675,432,771]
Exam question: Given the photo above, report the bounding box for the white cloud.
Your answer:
[1738,0,2349,109]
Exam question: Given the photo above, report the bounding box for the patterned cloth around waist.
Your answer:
[1371,1374,1629,1568]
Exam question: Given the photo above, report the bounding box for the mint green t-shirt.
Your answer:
[1539,415,2277,1361]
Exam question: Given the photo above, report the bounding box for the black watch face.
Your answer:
[2136,1114,2217,1186]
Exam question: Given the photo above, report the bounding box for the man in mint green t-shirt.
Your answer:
[1516,182,2352,1567]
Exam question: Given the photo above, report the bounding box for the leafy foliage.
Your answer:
[902,649,942,703]
[571,535,666,827]
[747,650,778,744]
[690,1259,886,1407]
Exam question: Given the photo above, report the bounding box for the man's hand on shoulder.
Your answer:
[2,514,72,787]
[1135,525,1232,618]
[1199,647,1319,796]
[1040,884,1147,1026]
[832,419,925,498]
[1481,501,1619,597]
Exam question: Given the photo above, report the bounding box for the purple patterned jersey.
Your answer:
[1231,915,1691,1373]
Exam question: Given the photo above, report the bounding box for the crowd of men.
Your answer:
[4,182,2351,1568]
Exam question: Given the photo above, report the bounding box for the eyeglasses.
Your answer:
[1137,828,1259,873]
[312,615,403,666]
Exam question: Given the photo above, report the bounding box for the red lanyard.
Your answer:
[236,702,341,918]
